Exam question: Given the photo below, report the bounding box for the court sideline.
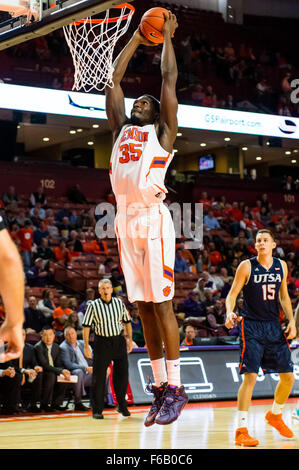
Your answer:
[1,398,298,450]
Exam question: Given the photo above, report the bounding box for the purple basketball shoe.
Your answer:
[155,384,188,425]
[144,382,167,427]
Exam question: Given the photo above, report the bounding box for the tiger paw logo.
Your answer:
[163,286,171,297]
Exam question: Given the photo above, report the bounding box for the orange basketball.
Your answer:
[140,7,170,44]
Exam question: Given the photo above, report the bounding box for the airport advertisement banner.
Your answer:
[1,83,299,139]
[128,347,299,404]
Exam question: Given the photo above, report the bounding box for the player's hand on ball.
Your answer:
[225,312,238,329]
[134,28,158,46]
[162,11,178,37]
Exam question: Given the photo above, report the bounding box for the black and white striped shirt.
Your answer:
[82,297,131,337]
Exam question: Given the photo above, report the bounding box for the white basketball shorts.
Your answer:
[115,203,175,303]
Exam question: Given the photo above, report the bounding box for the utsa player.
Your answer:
[225,229,296,446]
[0,217,24,361]
[105,11,188,426]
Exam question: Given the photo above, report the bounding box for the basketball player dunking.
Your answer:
[105,11,188,425]
[225,229,296,446]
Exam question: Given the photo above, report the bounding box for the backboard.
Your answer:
[0,0,134,50]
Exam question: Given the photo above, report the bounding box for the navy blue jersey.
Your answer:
[242,256,283,321]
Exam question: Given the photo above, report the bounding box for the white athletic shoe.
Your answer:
[291,408,299,420]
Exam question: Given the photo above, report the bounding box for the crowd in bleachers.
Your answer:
[0,3,298,117]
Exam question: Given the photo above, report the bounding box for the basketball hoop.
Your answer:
[63,2,135,93]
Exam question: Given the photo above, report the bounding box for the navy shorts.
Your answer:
[238,318,293,375]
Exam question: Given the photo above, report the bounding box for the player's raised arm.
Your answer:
[279,260,296,339]
[159,12,178,152]
[105,30,156,142]
[225,260,250,329]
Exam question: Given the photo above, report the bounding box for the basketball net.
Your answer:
[63,3,135,93]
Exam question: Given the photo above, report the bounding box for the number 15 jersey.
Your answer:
[109,124,173,207]
[242,256,284,321]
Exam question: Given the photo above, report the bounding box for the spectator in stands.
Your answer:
[15,209,29,228]
[256,78,272,103]
[104,257,115,274]
[19,329,43,413]
[53,295,72,335]
[60,327,92,411]
[224,42,236,60]
[229,201,243,237]
[33,220,50,246]
[282,175,296,192]
[174,248,188,273]
[30,202,46,220]
[30,206,42,228]
[37,289,56,322]
[57,216,73,240]
[34,326,71,412]
[271,208,288,232]
[278,96,292,116]
[207,265,225,291]
[30,186,47,208]
[199,191,211,212]
[24,296,48,334]
[225,94,235,110]
[78,288,96,320]
[193,276,207,303]
[26,258,52,288]
[281,71,292,98]
[220,273,233,298]
[34,237,53,266]
[183,291,204,319]
[208,242,223,267]
[66,183,88,204]
[260,193,270,213]
[176,241,196,267]
[260,206,272,227]
[17,220,33,271]
[56,203,73,223]
[110,267,125,295]
[54,239,70,265]
[129,303,144,346]
[191,83,205,104]
[204,210,220,231]
[200,288,216,315]
[180,324,200,346]
[69,230,83,252]
[47,216,60,240]
[65,311,82,338]
[2,185,19,207]
[0,362,22,414]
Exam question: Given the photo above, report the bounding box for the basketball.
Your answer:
[140,7,170,44]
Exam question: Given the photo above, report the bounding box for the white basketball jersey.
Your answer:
[109,124,173,207]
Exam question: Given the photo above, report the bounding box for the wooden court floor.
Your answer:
[1,398,299,450]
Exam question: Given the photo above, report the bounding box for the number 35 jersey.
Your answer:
[242,256,284,321]
[110,124,173,207]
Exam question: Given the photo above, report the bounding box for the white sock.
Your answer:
[237,411,248,428]
[272,401,284,415]
[151,358,167,387]
[166,358,181,387]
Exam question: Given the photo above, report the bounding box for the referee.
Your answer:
[82,278,133,419]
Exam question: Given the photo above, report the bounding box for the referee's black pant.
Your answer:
[92,334,128,414]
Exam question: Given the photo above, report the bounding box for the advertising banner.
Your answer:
[128,347,299,404]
